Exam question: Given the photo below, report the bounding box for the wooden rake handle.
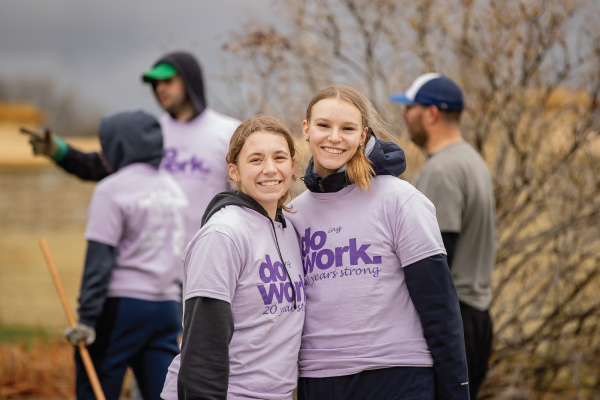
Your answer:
[39,237,106,400]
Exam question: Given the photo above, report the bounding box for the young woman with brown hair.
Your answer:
[161,115,305,400]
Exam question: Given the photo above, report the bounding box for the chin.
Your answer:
[318,161,347,173]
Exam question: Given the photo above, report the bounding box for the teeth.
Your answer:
[260,181,280,187]
[324,147,343,154]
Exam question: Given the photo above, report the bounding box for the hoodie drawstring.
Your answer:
[269,219,297,310]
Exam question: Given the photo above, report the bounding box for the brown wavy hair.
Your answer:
[305,85,390,191]
[226,115,296,211]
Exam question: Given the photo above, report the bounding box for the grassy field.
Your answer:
[0,325,61,349]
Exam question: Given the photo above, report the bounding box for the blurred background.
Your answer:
[1,0,599,399]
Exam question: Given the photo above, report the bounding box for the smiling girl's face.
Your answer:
[303,98,367,178]
[228,130,295,219]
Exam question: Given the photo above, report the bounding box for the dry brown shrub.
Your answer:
[0,337,136,400]
[0,337,74,400]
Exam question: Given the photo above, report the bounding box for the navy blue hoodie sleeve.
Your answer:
[77,240,116,327]
[179,296,234,400]
[404,253,470,400]
[56,145,110,182]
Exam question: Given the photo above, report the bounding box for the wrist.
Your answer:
[51,136,69,161]
[78,317,97,328]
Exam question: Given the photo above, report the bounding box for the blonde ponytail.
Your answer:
[346,133,374,191]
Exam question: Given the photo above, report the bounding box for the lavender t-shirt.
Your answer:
[159,108,239,242]
[85,163,188,302]
[162,206,305,400]
[286,175,445,377]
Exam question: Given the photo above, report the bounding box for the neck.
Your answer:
[425,125,463,156]
[173,101,196,122]
[264,204,277,220]
[315,164,336,179]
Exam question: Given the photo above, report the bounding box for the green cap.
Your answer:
[141,62,177,82]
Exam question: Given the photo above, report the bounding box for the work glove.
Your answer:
[25,128,65,158]
[64,323,96,346]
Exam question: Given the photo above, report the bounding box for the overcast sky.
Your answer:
[0,0,278,118]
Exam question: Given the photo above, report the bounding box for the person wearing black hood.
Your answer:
[25,51,240,242]
[63,110,189,400]
[160,115,305,400]
[286,85,470,400]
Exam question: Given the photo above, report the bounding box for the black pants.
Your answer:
[297,366,434,400]
[460,302,493,400]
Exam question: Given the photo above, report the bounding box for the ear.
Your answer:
[426,106,440,125]
[302,120,310,141]
[228,163,239,184]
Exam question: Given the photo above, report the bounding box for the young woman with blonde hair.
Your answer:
[286,85,469,400]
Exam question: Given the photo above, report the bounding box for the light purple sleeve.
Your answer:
[393,192,446,267]
[160,354,180,400]
[184,230,243,303]
[84,184,123,247]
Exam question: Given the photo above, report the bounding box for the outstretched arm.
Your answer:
[56,145,110,181]
[24,128,110,181]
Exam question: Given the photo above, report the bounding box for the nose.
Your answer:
[328,127,342,143]
[155,81,167,93]
[263,158,277,174]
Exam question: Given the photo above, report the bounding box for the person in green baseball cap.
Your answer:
[140,56,197,122]
[25,51,241,244]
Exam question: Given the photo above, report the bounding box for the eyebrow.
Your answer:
[313,117,359,128]
[245,149,290,159]
[246,151,265,159]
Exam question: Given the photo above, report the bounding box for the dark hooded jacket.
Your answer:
[178,191,295,400]
[150,51,207,119]
[77,110,164,327]
[98,110,164,172]
[301,135,470,400]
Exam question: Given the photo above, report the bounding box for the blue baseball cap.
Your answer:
[390,73,464,111]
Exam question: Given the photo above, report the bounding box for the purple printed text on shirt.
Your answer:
[257,255,305,305]
[162,148,211,175]
[300,228,382,275]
